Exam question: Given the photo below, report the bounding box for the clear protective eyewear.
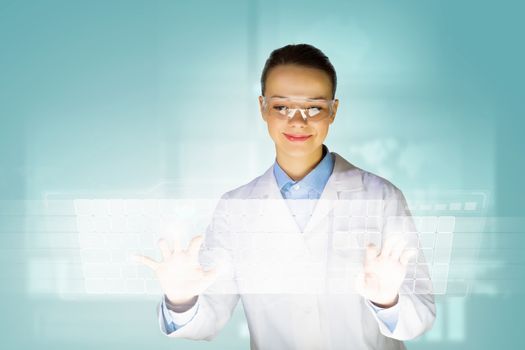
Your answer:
[261,96,336,122]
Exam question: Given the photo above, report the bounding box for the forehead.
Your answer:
[265,64,332,99]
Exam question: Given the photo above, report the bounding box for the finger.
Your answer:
[157,238,172,260]
[400,248,417,265]
[187,235,204,255]
[379,235,402,259]
[132,254,159,270]
[365,244,379,263]
[172,234,182,253]
[390,237,408,261]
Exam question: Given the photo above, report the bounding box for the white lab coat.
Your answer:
[157,151,436,349]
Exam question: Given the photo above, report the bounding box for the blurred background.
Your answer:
[1,0,524,348]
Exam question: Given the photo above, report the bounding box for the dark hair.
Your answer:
[260,43,337,98]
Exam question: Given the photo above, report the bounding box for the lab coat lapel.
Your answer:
[302,152,364,235]
[249,163,301,234]
[249,151,364,235]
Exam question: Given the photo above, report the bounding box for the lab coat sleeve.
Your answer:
[366,299,400,333]
[367,185,436,340]
[156,194,240,340]
[160,295,199,333]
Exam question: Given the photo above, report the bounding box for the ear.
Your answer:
[258,96,267,122]
[329,99,339,124]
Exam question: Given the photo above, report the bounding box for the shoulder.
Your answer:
[362,170,404,199]
[218,174,266,200]
[335,152,405,201]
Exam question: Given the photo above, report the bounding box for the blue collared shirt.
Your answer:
[273,144,334,200]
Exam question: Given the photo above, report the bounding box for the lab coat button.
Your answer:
[292,184,300,190]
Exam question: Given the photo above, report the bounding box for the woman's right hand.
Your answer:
[133,235,219,306]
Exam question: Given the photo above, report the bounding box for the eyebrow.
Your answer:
[270,95,330,100]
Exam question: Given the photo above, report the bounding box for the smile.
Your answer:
[283,133,312,142]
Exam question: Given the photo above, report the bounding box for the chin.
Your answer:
[278,144,317,157]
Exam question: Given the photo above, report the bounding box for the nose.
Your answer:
[287,108,308,123]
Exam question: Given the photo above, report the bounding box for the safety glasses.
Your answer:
[261,96,336,122]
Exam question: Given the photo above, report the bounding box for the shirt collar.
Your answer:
[272,144,334,194]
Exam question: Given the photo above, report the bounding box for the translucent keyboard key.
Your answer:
[110,249,129,263]
[122,265,138,278]
[121,234,139,248]
[142,200,159,217]
[84,279,106,293]
[93,217,111,233]
[91,200,110,216]
[417,248,433,264]
[74,199,92,216]
[434,203,448,211]
[432,280,448,294]
[175,200,196,218]
[434,248,452,264]
[349,200,366,216]
[127,215,149,233]
[438,216,456,233]
[415,264,431,279]
[146,280,161,295]
[332,231,359,250]
[464,202,477,211]
[431,264,449,280]
[76,216,95,233]
[227,199,246,216]
[78,233,105,249]
[110,216,127,233]
[137,265,154,279]
[366,200,383,217]
[401,279,415,293]
[83,263,121,279]
[414,279,432,294]
[449,202,462,211]
[385,216,405,234]
[418,233,435,249]
[109,199,127,216]
[80,249,110,263]
[435,232,453,250]
[365,217,381,233]
[349,217,365,234]
[405,264,417,279]
[126,199,144,215]
[105,233,139,249]
[126,279,145,293]
[419,216,438,233]
[159,199,176,216]
[106,279,126,294]
[105,233,124,248]
[138,233,156,249]
[364,232,381,247]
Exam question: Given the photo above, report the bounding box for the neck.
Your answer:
[275,145,325,181]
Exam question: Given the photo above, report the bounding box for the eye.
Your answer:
[307,107,322,117]
[273,105,288,113]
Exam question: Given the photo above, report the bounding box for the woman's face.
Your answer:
[259,64,339,159]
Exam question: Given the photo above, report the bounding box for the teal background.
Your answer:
[1,0,524,348]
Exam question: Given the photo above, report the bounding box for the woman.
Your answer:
[135,44,435,349]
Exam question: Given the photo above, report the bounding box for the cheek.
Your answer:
[267,120,283,137]
[313,124,329,138]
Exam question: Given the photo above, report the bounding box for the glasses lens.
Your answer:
[265,98,331,121]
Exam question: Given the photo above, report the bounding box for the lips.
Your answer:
[283,133,312,142]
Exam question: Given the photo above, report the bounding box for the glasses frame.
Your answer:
[261,96,337,121]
